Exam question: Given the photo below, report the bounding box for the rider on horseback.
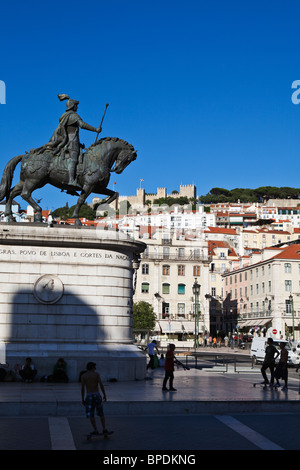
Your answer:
[47,94,102,185]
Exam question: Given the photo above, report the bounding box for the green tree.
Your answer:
[210,187,230,197]
[199,186,300,204]
[153,196,190,207]
[133,301,156,330]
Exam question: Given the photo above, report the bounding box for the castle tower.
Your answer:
[157,188,167,198]
[179,184,196,199]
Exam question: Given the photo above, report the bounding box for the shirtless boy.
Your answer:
[81,362,110,436]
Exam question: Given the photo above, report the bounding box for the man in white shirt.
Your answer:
[146,340,159,370]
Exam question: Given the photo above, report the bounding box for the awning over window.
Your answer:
[284,318,298,328]
[158,321,194,333]
[238,318,272,328]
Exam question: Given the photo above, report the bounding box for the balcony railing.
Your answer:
[141,252,212,262]
[238,311,271,319]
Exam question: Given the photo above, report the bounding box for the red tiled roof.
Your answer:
[205,227,237,234]
[64,218,96,226]
[208,240,238,257]
[271,244,300,260]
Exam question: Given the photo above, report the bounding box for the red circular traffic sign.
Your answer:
[272,329,277,334]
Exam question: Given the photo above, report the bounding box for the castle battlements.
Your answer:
[92,184,197,211]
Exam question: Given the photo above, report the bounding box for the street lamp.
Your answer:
[193,278,200,349]
[289,294,295,341]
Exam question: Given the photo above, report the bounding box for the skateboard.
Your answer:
[252,383,277,390]
[86,431,114,441]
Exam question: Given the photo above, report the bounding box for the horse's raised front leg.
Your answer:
[5,181,24,222]
[101,189,119,206]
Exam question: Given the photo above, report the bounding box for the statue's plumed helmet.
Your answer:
[66,99,79,110]
[57,94,79,111]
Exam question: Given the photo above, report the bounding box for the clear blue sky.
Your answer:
[0,0,300,211]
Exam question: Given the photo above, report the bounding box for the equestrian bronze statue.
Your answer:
[0,95,137,226]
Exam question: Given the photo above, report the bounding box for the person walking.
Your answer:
[162,344,178,392]
[145,340,159,370]
[274,342,288,390]
[261,338,280,386]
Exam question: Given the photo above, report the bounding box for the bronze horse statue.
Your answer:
[0,137,137,225]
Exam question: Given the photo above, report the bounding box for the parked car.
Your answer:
[250,337,300,365]
[242,335,253,343]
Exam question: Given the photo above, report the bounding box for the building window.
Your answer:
[178,284,185,295]
[177,303,185,316]
[286,299,292,313]
[178,265,185,276]
[284,263,292,273]
[141,282,149,294]
[162,283,170,294]
[162,265,170,275]
[193,265,200,276]
[142,263,149,275]
[211,287,216,296]
[162,302,170,318]
[285,280,292,292]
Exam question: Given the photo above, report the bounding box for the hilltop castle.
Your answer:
[92,184,197,211]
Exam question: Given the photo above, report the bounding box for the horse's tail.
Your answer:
[0,154,23,201]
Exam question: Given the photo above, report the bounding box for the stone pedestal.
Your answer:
[0,223,146,381]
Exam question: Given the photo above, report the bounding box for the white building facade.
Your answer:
[222,243,300,341]
[133,229,211,348]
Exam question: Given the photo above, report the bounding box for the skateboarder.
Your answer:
[261,338,280,386]
[81,362,112,437]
